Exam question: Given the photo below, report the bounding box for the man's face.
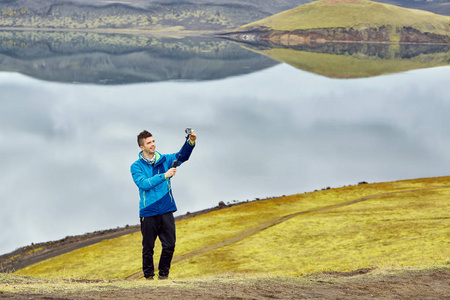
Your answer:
[140,136,156,156]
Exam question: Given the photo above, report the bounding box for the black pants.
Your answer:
[140,212,176,278]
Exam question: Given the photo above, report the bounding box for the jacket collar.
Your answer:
[139,151,162,166]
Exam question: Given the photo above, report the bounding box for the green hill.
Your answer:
[226,0,450,44]
[12,176,450,280]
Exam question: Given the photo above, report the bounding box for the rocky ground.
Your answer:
[1,268,449,299]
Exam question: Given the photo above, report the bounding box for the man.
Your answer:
[130,129,196,280]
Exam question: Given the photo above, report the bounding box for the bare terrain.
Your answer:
[1,267,449,299]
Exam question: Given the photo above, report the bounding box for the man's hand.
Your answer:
[165,168,177,179]
[189,130,197,143]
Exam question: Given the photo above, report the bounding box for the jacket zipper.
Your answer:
[157,169,160,213]
[168,181,174,202]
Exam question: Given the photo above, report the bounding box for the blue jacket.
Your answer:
[131,141,195,218]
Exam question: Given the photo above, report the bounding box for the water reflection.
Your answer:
[232,40,450,78]
[1,30,450,84]
[0,30,277,84]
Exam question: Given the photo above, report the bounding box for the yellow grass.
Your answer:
[15,176,450,280]
[175,187,450,277]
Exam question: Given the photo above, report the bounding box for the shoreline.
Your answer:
[2,27,450,45]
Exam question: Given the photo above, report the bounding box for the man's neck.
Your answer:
[143,152,155,160]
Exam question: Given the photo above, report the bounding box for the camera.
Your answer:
[172,128,193,169]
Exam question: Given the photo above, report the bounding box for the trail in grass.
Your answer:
[126,185,450,279]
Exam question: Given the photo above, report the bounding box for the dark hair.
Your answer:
[137,130,152,147]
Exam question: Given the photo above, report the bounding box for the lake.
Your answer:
[0,30,449,255]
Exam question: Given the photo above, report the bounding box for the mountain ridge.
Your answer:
[1,0,449,34]
[0,0,311,32]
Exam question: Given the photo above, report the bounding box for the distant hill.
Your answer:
[223,0,450,44]
[0,0,314,32]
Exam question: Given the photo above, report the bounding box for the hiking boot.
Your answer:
[158,275,169,280]
[145,276,154,280]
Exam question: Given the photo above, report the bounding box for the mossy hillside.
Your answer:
[14,176,450,280]
[15,186,377,279]
[241,0,450,37]
[244,46,450,78]
[13,185,385,279]
[175,186,450,277]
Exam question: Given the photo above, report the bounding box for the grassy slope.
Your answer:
[241,0,450,36]
[15,176,450,280]
[243,46,450,78]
